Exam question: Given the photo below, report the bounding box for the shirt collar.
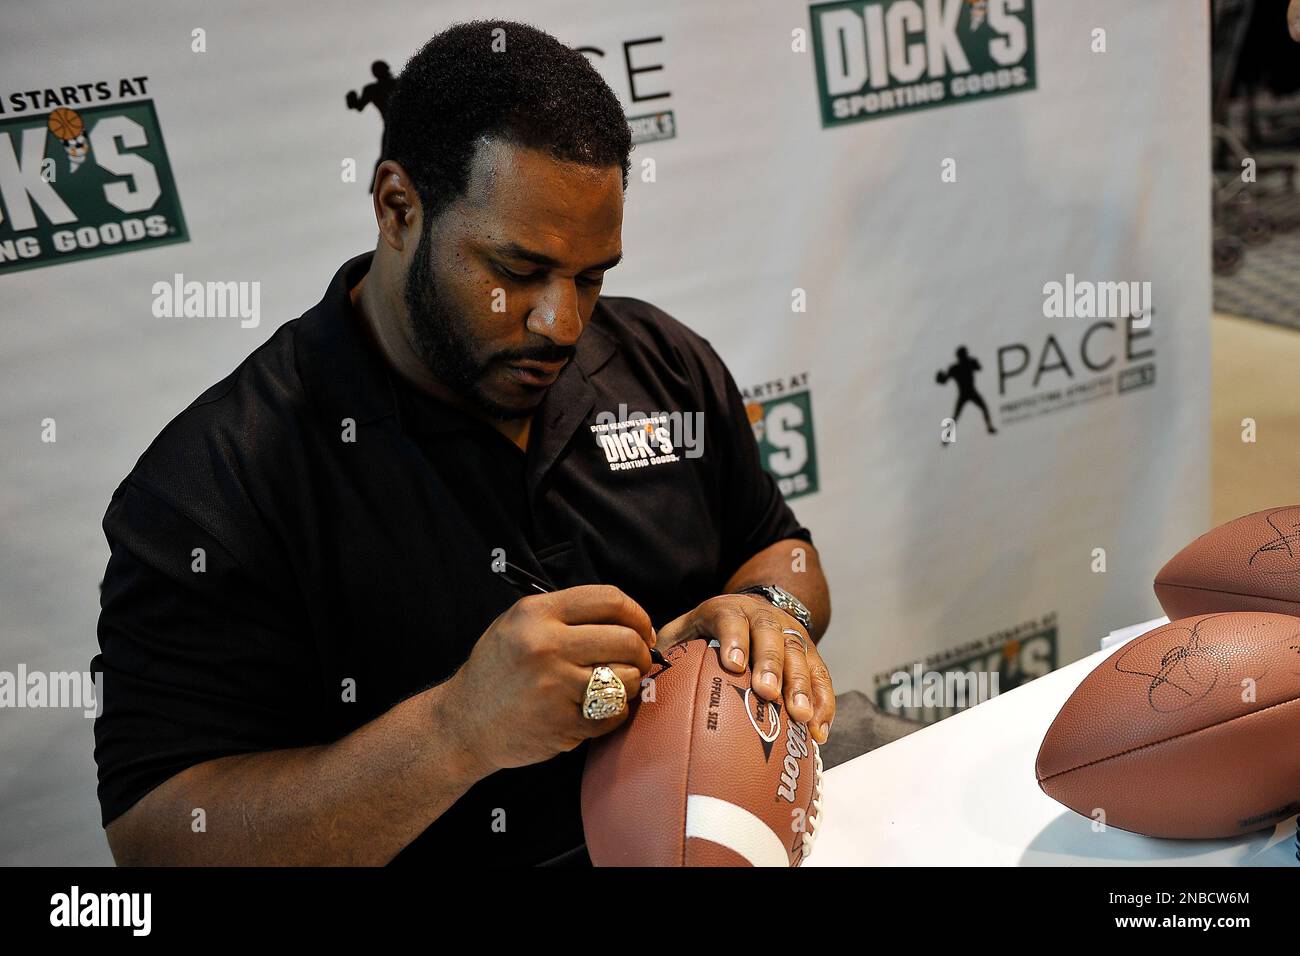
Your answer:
[295,251,397,432]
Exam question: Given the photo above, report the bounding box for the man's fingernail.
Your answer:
[729,648,744,666]
[794,693,810,712]
[820,722,831,740]
[759,670,779,691]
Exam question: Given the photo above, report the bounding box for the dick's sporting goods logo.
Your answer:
[810,0,1036,128]
[873,614,1057,723]
[0,81,188,274]
[590,412,683,472]
[743,372,818,500]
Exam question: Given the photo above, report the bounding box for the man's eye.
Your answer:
[495,263,602,287]
[496,264,533,281]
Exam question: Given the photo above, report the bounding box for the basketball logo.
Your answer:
[47,108,83,140]
[46,107,89,174]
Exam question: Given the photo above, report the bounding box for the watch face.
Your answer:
[768,586,810,626]
[741,585,810,629]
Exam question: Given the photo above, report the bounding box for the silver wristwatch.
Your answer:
[736,584,813,633]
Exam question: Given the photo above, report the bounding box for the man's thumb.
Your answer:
[654,613,694,651]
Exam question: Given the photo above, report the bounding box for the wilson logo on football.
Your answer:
[744,688,781,743]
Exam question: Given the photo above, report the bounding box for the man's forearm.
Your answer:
[106,677,490,866]
[724,537,831,643]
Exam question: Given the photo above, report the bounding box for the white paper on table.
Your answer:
[1099,616,1169,652]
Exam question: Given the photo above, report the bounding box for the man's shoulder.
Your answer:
[594,294,710,348]
[116,320,309,534]
[592,294,727,385]
[183,321,304,421]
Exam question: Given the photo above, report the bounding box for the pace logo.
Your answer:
[937,312,1157,435]
[743,372,819,500]
[809,0,1036,128]
[0,92,187,275]
[576,36,677,145]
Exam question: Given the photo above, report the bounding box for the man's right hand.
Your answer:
[103,583,656,865]
[444,584,657,774]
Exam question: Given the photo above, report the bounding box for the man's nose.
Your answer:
[525,281,584,347]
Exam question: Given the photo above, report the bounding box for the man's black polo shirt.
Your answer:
[92,251,812,865]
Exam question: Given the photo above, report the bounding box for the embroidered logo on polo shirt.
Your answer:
[589,414,680,472]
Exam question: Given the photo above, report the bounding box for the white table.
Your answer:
[806,619,1299,866]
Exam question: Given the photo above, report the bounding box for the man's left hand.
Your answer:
[656,594,835,744]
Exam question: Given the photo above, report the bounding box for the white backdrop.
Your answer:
[0,0,1209,862]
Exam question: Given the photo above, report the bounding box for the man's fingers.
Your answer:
[777,629,815,724]
[654,611,695,651]
[633,596,830,736]
[537,585,655,648]
[707,605,751,673]
[804,642,836,744]
[747,613,786,703]
[564,624,652,673]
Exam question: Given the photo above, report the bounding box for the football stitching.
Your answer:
[1039,692,1300,783]
[680,640,706,867]
[1155,581,1300,604]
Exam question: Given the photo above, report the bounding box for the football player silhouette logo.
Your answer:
[936,346,997,437]
[346,61,398,193]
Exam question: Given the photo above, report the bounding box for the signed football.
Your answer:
[1154,506,1300,620]
[1036,612,1300,839]
[581,638,823,866]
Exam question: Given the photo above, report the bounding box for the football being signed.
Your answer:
[1036,612,1300,839]
[581,637,823,866]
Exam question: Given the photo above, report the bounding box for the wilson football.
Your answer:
[1036,612,1300,839]
[581,637,823,866]
[1154,506,1300,620]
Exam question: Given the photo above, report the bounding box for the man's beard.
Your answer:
[403,225,577,420]
[402,224,528,420]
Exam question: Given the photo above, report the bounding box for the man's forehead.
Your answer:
[462,137,621,210]
[455,138,623,263]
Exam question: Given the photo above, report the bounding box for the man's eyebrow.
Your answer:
[494,242,623,272]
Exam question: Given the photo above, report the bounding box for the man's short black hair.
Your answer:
[383,19,633,218]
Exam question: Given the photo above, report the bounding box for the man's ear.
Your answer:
[372,159,419,252]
